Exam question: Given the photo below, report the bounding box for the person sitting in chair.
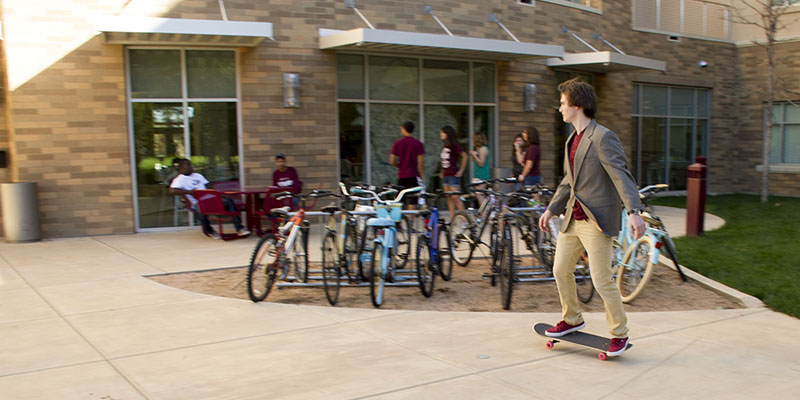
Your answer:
[169,159,250,239]
[272,153,302,209]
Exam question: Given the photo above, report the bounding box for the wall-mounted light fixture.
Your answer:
[524,83,536,112]
[283,73,300,108]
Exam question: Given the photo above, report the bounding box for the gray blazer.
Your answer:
[547,120,643,237]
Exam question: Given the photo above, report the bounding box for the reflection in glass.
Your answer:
[133,103,187,228]
[129,50,181,99]
[338,54,364,99]
[339,103,365,185]
[669,119,693,190]
[670,88,694,117]
[424,105,468,190]
[697,90,709,118]
[770,126,782,164]
[639,117,666,187]
[189,102,238,183]
[642,86,667,115]
[369,104,419,186]
[474,106,495,179]
[369,56,418,101]
[473,63,495,103]
[784,104,800,123]
[187,51,236,98]
[696,119,708,158]
[423,60,468,102]
[784,125,800,163]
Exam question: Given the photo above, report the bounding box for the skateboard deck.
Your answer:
[533,323,632,360]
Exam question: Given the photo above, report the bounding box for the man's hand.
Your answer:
[539,209,552,232]
[629,214,646,239]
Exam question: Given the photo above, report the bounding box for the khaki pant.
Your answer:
[553,219,629,338]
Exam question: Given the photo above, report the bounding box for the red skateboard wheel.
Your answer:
[546,341,555,349]
[598,352,607,361]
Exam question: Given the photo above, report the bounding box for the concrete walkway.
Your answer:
[1,208,798,399]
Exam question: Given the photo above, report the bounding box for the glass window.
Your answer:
[424,105,469,188]
[369,104,419,186]
[640,117,667,187]
[770,103,800,164]
[337,54,364,99]
[785,103,800,123]
[642,86,667,115]
[473,63,495,103]
[369,56,419,101]
[339,103,365,185]
[186,51,236,98]
[129,50,181,98]
[423,60,468,102]
[784,125,800,164]
[188,102,238,182]
[670,88,694,117]
[697,90,709,117]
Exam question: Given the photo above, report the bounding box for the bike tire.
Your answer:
[394,216,411,269]
[292,227,310,282]
[499,225,515,310]
[575,251,594,304]
[369,239,387,308]
[537,222,557,272]
[415,236,435,297]
[357,222,375,282]
[617,236,657,303]
[247,234,278,303]
[321,232,340,306]
[344,223,360,282]
[450,211,475,266]
[438,224,454,281]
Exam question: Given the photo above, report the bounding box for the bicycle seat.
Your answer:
[270,206,291,218]
[321,204,339,214]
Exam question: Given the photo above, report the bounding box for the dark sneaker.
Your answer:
[607,337,629,357]
[208,231,221,240]
[543,320,586,337]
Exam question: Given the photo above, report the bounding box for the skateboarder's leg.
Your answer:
[552,220,587,326]
[578,220,628,338]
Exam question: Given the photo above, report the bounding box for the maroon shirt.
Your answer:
[273,166,301,194]
[568,129,588,221]
[440,143,463,177]
[391,136,425,179]
[524,144,541,177]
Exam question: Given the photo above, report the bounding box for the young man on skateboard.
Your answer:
[537,78,645,357]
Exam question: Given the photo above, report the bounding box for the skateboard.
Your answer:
[533,323,632,361]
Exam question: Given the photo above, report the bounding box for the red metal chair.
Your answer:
[212,180,245,211]
[254,187,287,236]
[194,189,245,241]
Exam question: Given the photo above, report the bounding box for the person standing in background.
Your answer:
[439,125,467,219]
[389,120,425,209]
[518,126,542,187]
[470,132,491,205]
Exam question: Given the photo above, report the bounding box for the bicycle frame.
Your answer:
[615,208,663,270]
[423,202,441,265]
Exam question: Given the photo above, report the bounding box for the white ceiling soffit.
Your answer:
[546,51,667,73]
[97,16,274,47]
[319,28,564,60]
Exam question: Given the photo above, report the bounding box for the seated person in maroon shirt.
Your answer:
[272,153,303,209]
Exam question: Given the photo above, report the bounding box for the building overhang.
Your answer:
[97,16,274,47]
[546,51,666,73]
[319,28,563,61]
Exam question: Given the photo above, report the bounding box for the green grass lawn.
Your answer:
[648,194,800,318]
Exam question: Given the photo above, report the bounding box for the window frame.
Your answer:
[125,46,243,232]
[769,101,800,165]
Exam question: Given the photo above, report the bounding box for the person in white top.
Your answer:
[169,159,249,239]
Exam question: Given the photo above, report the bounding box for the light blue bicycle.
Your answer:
[351,185,423,308]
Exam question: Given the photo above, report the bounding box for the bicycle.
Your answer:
[613,184,687,303]
[246,191,311,303]
[414,191,457,297]
[351,185,423,308]
[449,178,512,267]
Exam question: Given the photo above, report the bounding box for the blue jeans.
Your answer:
[523,175,542,186]
[442,175,461,188]
[196,197,243,233]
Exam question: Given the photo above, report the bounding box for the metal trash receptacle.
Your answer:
[1,182,41,243]
[491,167,513,193]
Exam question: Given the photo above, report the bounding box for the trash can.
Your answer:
[492,167,513,193]
[1,182,41,243]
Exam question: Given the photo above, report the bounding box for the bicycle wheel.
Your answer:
[394,216,411,269]
[438,224,454,281]
[291,227,310,282]
[617,236,657,303]
[344,223,359,281]
[575,251,594,304]
[415,236,435,297]
[369,238,387,308]
[498,226,515,310]
[449,211,475,266]
[321,232,340,306]
[537,226,557,272]
[247,234,279,303]
[356,223,375,282]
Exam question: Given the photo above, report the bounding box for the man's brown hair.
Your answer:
[557,78,597,119]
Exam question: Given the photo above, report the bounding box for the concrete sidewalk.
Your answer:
[1,208,798,399]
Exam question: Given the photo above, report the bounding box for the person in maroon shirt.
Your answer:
[537,78,646,358]
[439,125,466,219]
[272,154,302,209]
[517,126,542,186]
[389,120,424,209]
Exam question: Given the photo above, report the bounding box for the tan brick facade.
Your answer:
[0,0,796,238]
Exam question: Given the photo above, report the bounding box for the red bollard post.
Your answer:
[686,162,707,237]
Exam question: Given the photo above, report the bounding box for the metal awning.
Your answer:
[319,28,563,60]
[97,16,273,47]
[546,51,666,73]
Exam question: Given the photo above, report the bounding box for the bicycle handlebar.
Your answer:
[351,186,423,204]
